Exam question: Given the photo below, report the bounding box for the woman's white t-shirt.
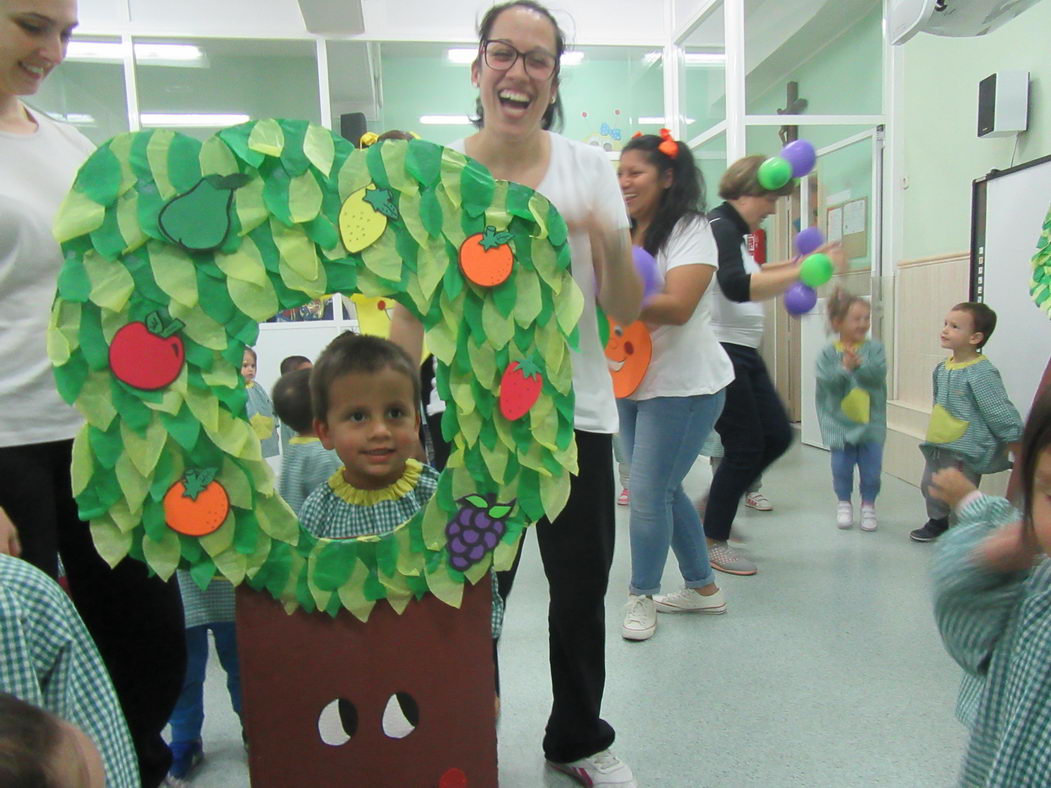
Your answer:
[0,109,94,447]
[450,133,630,434]
[628,215,734,401]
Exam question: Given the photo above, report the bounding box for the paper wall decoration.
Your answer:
[48,119,582,619]
[1030,201,1051,316]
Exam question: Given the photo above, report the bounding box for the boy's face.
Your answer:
[940,309,982,353]
[241,350,257,382]
[315,366,420,490]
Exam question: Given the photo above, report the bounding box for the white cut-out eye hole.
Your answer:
[382,692,419,739]
[613,326,624,337]
[318,698,357,746]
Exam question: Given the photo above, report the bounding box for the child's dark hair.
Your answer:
[1020,385,1051,535]
[718,154,797,201]
[272,369,314,434]
[0,693,64,787]
[310,333,420,422]
[279,355,312,375]
[827,287,869,331]
[951,301,997,349]
[620,133,706,257]
[471,1,566,132]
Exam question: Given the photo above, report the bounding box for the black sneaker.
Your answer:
[910,518,949,542]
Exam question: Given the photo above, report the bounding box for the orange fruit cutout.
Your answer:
[459,225,515,287]
[163,468,230,536]
[604,315,652,398]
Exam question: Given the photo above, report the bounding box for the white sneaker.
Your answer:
[654,586,727,614]
[621,595,656,641]
[836,501,853,529]
[860,504,878,531]
[548,749,638,787]
[745,491,773,511]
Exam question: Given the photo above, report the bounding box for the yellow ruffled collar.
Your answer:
[834,339,868,352]
[289,435,320,445]
[945,355,986,370]
[328,458,423,505]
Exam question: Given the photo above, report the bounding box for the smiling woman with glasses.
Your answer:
[389,1,643,785]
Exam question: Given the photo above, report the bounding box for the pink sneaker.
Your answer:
[617,488,630,506]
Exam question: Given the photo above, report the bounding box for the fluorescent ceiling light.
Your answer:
[65,41,204,64]
[418,114,472,126]
[45,111,95,125]
[445,48,583,66]
[685,53,725,66]
[140,113,249,128]
[447,48,476,64]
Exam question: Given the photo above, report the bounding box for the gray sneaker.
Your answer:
[708,541,757,575]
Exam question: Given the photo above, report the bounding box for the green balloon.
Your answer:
[757,156,792,191]
[799,253,833,287]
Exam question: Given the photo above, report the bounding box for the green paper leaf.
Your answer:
[406,139,442,186]
[54,190,106,244]
[337,150,372,201]
[57,254,92,302]
[145,129,178,200]
[75,143,122,205]
[379,140,416,197]
[90,519,132,567]
[83,250,134,312]
[70,427,93,497]
[288,171,323,223]
[142,526,181,580]
[199,135,239,176]
[148,242,199,309]
[190,556,217,590]
[482,296,513,349]
[304,124,336,176]
[162,406,201,452]
[116,190,148,254]
[115,452,150,513]
[248,119,285,158]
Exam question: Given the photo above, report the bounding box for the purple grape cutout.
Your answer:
[444,493,517,572]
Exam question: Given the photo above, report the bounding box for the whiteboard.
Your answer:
[973,155,1051,420]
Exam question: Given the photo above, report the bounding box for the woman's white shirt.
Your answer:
[0,108,94,447]
[450,133,630,433]
[628,215,733,401]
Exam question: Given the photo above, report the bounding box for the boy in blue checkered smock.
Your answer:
[911,303,1023,543]
[300,333,504,641]
[930,384,1051,787]
[272,368,342,516]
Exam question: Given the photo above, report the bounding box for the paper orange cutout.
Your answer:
[459,226,514,287]
[604,316,651,398]
[163,468,230,536]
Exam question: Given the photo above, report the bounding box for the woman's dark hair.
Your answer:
[272,369,314,434]
[620,134,705,257]
[1020,385,1051,534]
[0,693,63,788]
[471,1,565,132]
[310,332,420,424]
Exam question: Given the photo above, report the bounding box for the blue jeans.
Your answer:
[168,623,243,743]
[830,442,884,503]
[618,391,725,596]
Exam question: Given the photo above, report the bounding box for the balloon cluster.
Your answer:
[784,226,833,316]
[757,139,816,191]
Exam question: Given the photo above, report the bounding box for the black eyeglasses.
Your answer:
[481,39,559,80]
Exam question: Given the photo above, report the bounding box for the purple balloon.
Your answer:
[781,139,816,178]
[784,282,817,316]
[795,226,824,256]
[632,246,660,301]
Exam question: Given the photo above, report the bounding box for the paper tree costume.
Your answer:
[48,120,583,787]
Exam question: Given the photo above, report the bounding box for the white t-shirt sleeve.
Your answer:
[585,145,631,233]
[662,215,718,275]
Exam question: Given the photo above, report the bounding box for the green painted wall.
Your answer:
[901,1,1051,260]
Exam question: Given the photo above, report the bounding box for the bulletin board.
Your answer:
[971,154,1051,419]
[826,196,868,261]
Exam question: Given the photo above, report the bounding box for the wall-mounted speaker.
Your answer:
[977,71,1029,138]
[340,112,368,147]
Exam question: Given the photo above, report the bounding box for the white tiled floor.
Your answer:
[182,436,968,786]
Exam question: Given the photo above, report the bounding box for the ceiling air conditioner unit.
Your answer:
[889,0,1044,45]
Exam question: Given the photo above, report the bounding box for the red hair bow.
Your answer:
[658,128,679,158]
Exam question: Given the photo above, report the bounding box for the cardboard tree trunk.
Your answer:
[236,581,497,788]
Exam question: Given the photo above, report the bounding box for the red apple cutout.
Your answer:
[499,357,543,421]
[109,311,186,390]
